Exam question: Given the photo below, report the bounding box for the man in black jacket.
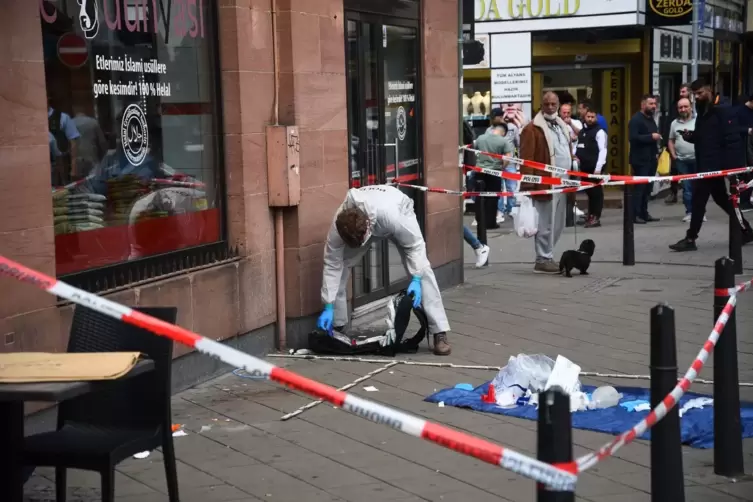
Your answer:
[628,94,661,223]
[669,79,753,252]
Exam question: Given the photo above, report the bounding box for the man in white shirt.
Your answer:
[575,106,607,227]
[559,103,583,155]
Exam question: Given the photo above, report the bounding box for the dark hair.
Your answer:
[578,99,594,109]
[336,207,369,247]
[690,78,710,91]
[641,93,655,102]
[680,82,691,90]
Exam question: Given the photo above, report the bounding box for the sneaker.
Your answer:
[474,244,490,268]
[432,333,451,356]
[645,214,661,222]
[665,193,678,204]
[584,216,601,228]
[682,214,706,222]
[533,261,560,274]
[669,238,697,252]
[496,211,505,224]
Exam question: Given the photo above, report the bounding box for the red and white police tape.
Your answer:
[0,255,578,492]
[393,181,590,198]
[714,277,753,297]
[574,295,738,471]
[461,145,753,185]
[462,164,596,188]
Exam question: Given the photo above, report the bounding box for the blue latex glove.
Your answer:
[407,275,422,308]
[317,304,334,332]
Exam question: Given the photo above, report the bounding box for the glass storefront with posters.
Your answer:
[345,2,424,306]
[39,0,222,276]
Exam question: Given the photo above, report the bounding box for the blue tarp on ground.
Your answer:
[424,383,753,448]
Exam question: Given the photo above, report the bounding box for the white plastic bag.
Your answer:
[514,196,538,238]
[491,354,554,407]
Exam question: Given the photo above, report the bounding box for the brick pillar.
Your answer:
[218,1,279,333]
[0,0,61,353]
[422,0,462,269]
[274,1,350,334]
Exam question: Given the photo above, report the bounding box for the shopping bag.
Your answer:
[657,149,671,176]
[513,196,538,238]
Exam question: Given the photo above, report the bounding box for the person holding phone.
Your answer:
[669,79,753,252]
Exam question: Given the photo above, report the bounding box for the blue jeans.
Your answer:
[496,166,518,214]
[463,225,480,249]
[675,158,696,214]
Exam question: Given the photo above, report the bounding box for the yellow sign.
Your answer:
[601,69,624,175]
[477,0,580,21]
[648,0,692,18]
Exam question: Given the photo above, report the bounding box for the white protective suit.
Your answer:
[321,185,451,335]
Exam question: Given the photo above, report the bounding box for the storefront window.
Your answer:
[39,0,222,276]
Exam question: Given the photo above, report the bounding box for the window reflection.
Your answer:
[40,0,221,275]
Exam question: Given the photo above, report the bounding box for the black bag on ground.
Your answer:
[308,290,429,356]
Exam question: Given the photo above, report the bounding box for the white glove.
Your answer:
[380,298,397,347]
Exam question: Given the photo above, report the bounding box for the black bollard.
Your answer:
[713,257,744,477]
[565,193,575,228]
[475,178,487,245]
[623,185,635,266]
[728,177,743,274]
[649,304,685,502]
[537,387,574,502]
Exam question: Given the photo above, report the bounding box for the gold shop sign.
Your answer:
[476,0,580,21]
[648,0,692,18]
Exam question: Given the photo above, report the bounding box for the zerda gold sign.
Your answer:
[649,0,692,18]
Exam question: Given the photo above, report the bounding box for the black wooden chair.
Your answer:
[23,306,180,502]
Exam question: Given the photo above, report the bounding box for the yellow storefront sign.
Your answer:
[476,0,580,20]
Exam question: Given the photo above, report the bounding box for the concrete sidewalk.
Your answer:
[24,199,753,502]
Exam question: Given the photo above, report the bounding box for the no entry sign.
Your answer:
[57,32,88,68]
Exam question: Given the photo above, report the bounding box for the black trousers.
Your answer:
[476,172,502,229]
[631,163,656,220]
[581,165,603,218]
[687,177,752,240]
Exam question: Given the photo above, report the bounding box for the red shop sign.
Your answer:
[57,32,89,69]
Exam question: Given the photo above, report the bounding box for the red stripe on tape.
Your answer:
[124,310,202,347]
[421,422,504,465]
[714,288,731,296]
[270,367,348,407]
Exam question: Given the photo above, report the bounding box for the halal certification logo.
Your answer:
[396,106,407,141]
[121,104,148,166]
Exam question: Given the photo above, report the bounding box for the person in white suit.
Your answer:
[317,185,452,355]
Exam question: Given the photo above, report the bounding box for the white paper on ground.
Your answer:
[363,386,379,392]
[133,451,150,459]
[679,397,713,417]
[172,430,188,437]
[544,355,581,395]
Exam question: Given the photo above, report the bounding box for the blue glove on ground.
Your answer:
[407,275,422,308]
[317,304,334,332]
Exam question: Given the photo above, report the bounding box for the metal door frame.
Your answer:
[344,12,424,308]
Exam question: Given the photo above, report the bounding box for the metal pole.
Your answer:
[691,0,700,81]
[729,176,744,274]
[623,186,635,265]
[649,304,685,502]
[475,179,487,245]
[458,0,465,285]
[536,387,574,502]
[713,257,744,477]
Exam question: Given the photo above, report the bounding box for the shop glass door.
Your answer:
[345,16,423,307]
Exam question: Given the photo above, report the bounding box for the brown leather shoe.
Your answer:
[432,333,451,356]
